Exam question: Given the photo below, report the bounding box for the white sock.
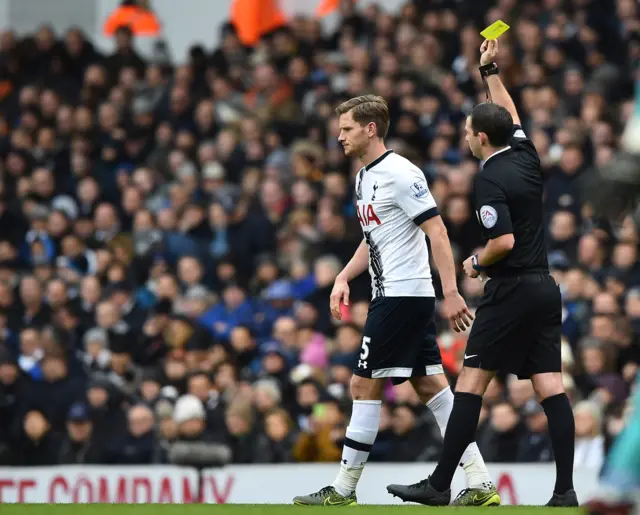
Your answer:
[426,386,492,490]
[332,399,381,497]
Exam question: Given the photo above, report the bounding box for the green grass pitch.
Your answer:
[1,505,586,514]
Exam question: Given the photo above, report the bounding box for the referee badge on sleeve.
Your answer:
[480,205,498,228]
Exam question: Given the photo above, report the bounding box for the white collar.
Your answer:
[483,146,511,165]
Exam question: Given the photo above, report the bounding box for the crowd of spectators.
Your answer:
[0,0,639,469]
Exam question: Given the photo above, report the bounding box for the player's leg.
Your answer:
[410,373,499,506]
[525,274,577,507]
[293,375,384,506]
[293,297,399,506]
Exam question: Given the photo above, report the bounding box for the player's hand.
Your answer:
[330,275,350,320]
[480,39,499,66]
[463,256,480,279]
[442,291,474,332]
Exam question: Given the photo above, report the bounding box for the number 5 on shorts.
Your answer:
[360,336,371,360]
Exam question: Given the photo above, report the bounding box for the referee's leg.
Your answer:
[526,274,577,506]
[427,366,495,493]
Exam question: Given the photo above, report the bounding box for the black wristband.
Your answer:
[479,62,499,77]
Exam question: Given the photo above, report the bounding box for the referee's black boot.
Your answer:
[546,489,579,507]
[386,477,451,506]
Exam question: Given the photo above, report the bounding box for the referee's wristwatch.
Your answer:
[472,254,485,272]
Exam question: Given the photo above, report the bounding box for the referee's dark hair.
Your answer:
[469,103,514,147]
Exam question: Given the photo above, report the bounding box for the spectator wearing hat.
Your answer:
[59,402,105,464]
[168,393,231,466]
[81,327,111,376]
[258,279,296,338]
[181,285,215,321]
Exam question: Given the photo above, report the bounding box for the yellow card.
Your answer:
[480,20,510,40]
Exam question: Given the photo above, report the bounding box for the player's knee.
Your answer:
[350,375,384,401]
[531,372,565,401]
[410,374,449,403]
[455,367,494,396]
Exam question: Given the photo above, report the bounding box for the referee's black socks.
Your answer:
[430,391,482,492]
[541,393,575,494]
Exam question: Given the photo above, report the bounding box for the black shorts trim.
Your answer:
[413,207,439,226]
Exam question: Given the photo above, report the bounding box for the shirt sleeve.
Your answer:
[474,173,513,238]
[511,124,540,163]
[394,168,438,225]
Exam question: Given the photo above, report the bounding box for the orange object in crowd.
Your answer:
[231,0,287,47]
[315,0,342,17]
[103,5,161,36]
[231,0,357,47]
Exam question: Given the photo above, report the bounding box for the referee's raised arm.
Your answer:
[478,39,520,126]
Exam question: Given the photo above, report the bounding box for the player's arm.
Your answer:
[330,239,368,320]
[480,39,520,126]
[419,216,458,296]
[336,239,368,283]
[395,170,472,331]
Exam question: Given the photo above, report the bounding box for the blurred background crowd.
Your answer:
[0,0,639,470]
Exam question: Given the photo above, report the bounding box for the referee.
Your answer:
[387,39,578,507]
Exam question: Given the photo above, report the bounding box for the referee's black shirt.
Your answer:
[472,124,548,278]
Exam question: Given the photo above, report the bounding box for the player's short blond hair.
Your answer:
[335,95,390,138]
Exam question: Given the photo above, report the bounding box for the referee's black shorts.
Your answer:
[463,272,561,379]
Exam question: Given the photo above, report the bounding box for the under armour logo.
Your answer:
[371,182,379,201]
[342,459,347,465]
[358,360,367,369]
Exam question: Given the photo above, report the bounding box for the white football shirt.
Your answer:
[355,150,438,298]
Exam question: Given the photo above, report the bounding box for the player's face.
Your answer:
[465,116,482,159]
[338,112,369,157]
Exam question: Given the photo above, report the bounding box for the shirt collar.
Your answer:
[483,145,511,165]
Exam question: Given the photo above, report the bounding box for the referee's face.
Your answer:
[465,116,482,159]
[338,112,368,158]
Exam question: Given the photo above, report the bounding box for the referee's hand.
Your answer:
[330,277,350,320]
[442,292,474,333]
